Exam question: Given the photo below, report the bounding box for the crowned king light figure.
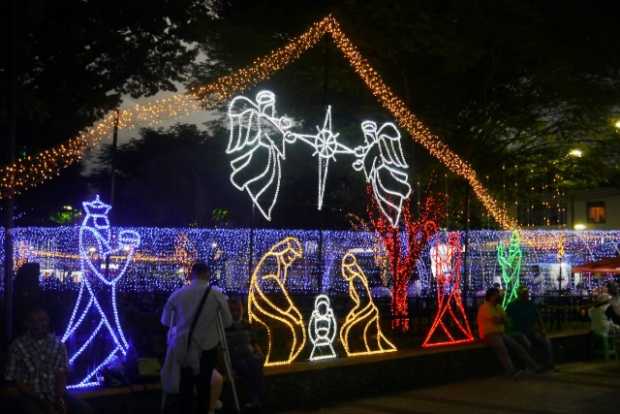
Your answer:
[62,195,141,388]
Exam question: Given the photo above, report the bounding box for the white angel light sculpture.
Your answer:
[227,91,292,221]
[227,90,412,227]
[307,295,338,361]
[352,121,412,227]
[62,195,140,388]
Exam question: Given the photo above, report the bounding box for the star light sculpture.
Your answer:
[227,90,412,227]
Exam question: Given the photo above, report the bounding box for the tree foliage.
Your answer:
[190,0,620,227]
[0,0,219,163]
[6,1,620,228]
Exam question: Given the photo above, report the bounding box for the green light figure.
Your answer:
[497,230,522,309]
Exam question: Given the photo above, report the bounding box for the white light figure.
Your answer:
[227,90,412,227]
[62,195,140,388]
[227,91,291,221]
[352,121,412,227]
[307,295,338,361]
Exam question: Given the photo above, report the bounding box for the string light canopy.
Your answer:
[0,15,516,229]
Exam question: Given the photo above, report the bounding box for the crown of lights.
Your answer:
[0,15,516,230]
[82,195,112,217]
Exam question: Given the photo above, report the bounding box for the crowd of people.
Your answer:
[1,262,266,414]
[3,259,620,413]
[478,281,620,379]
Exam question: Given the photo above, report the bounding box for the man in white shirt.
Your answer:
[161,262,232,414]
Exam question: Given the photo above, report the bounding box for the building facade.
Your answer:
[568,188,620,230]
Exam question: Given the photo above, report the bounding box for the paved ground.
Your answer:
[283,361,620,414]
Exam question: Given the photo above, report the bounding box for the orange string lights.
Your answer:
[0,15,516,229]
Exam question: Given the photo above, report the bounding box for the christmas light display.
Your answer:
[307,294,338,361]
[340,251,397,356]
[4,228,620,297]
[227,90,290,220]
[422,233,474,347]
[497,230,522,309]
[355,121,411,227]
[14,240,32,271]
[367,189,444,331]
[346,212,391,286]
[173,233,197,283]
[247,237,307,366]
[62,195,141,388]
[0,15,515,229]
[227,90,411,225]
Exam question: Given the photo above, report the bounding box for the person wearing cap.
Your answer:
[589,293,620,337]
[506,287,554,370]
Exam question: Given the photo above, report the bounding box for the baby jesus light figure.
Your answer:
[308,295,338,361]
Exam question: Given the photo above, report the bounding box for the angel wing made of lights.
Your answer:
[227,91,290,221]
[226,90,412,226]
[353,121,412,227]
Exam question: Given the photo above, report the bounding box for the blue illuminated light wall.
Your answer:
[1,228,619,296]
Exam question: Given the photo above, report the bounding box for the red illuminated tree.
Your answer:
[367,186,445,332]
